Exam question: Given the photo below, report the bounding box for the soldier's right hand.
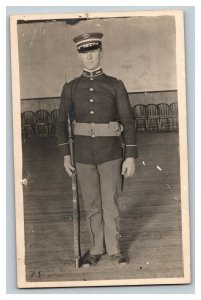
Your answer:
[64,155,75,177]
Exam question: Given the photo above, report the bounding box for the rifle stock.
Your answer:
[67,116,81,268]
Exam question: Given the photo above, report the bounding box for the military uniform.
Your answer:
[57,32,138,261]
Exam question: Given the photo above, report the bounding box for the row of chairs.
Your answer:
[133,103,178,131]
[21,109,59,138]
[21,103,179,139]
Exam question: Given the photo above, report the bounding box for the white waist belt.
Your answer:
[73,121,123,137]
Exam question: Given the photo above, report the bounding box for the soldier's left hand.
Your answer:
[121,157,135,178]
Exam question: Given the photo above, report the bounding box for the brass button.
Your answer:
[90,111,94,115]
[89,99,94,103]
[89,88,94,91]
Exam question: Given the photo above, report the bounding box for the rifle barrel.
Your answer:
[67,116,81,268]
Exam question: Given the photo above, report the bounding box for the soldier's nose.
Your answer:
[87,52,92,59]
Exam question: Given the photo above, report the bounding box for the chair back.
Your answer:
[157,103,171,116]
[21,111,36,125]
[146,104,158,116]
[50,109,59,124]
[170,102,178,116]
[35,110,49,123]
[133,104,146,117]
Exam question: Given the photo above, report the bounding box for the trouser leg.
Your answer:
[97,158,122,255]
[76,163,104,255]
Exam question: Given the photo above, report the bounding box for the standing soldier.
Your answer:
[57,32,138,267]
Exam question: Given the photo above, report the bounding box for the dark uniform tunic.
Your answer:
[57,69,138,162]
[57,68,138,256]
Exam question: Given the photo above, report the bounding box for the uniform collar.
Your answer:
[83,67,103,78]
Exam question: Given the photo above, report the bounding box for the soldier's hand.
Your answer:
[121,157,135,178]
[64,155,75,177]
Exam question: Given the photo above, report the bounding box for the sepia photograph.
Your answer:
[10,10,190,288]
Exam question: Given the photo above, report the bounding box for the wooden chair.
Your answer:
[35,110,49,137]
[21,111,36,139]
[145,104,160,131]
[157,103,172,131]
[133,104,148,131]
[49,109,60,136]
[170,102,179,131]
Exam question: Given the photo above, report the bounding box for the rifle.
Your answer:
[121,143,126,192]
[67,115,81,268]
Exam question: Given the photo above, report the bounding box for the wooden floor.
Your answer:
[22,132,183,283]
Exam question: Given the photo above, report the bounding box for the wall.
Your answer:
[129,90,177,107]
[18,15,177,99]
[21,91,177,113]
[21,98,60,113]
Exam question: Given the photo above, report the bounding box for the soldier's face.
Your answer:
[79,49,102,70]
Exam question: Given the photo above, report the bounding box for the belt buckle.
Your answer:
[91,123,95,138]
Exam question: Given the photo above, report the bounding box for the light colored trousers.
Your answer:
[76,158,122,255]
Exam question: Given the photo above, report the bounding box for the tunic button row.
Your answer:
[90,111,95,115]
[89,99,94,103]
[89,87,94,91]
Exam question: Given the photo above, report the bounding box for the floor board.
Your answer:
[22,132,183,283]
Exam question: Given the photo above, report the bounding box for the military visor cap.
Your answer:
[73,32,103,53]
